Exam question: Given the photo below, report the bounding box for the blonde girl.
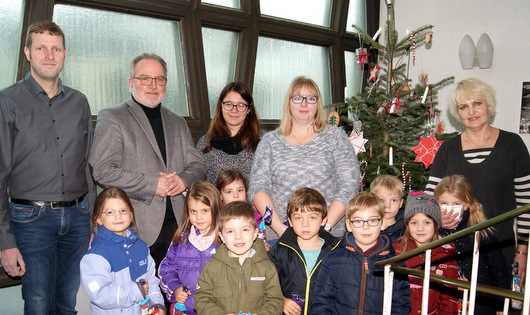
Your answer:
[158,181,222,315]
[393,192,459,314]
[80,187,165,314]
[435,175,509,314]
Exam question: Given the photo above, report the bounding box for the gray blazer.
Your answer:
[89,97,206,246]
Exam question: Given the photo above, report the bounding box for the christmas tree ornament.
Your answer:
[377,103,390,116]
[425,29,433,43]
[353,120,363,135]
[326,106,340,126]
[349,130,368,155]
[419,71,429,86]
[389,90,404,116]
[359,160,368,190]
[409,31,416,64]
[437,122,444,134]
[412,134,444,169]
[401,162,412,193]
[355,47,370,67]
[401,81,411,99]
[367,62,381,83]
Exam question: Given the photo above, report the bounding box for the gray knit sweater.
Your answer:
[249,125,360,239]
[196,135,255,184]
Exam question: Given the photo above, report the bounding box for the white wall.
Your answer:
[380,0,530,147]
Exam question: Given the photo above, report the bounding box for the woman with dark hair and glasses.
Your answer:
[196,82,262,184]
[249,76,360,244]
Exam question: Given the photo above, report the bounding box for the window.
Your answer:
[202,0,241,10]
[345,50,364,100]
[260,0,332,27]
[0,0,24,88]
[346,0,367,33]
[202,27,239,116]
[254,36,331,119]
[53,4,188,115]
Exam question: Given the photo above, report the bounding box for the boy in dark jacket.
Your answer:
[370,175,405,244]
[268,187,341,315]
[311,191,410,315]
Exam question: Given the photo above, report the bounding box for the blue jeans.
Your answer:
[10,197,91,315]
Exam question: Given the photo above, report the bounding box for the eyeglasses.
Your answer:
[290,95,318,104]
[103,209,131,216]
[349,218,381,228]
[222,101,248,112]
[133,76,167,86]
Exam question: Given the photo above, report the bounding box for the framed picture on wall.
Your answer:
[519,82,530,134]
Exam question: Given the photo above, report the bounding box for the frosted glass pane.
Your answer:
[202,0,240,9]
[202,27,238,117]
[260,0,331,27]
[345,51,363,98]
[254,37,331,120]
[0,0,23,89]
[53,5,188,116]
[346,0,367,33]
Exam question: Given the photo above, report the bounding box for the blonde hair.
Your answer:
[434,175,493,238]
[278,76,325,135]
[370,175,403,198]
[449,78,496,122]
[346,191,384,219]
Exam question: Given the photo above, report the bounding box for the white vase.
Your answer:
[476,33,494,69]
[459,35,476,70]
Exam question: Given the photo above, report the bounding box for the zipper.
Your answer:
[359,256,369,315]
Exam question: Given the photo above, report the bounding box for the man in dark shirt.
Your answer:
[0,21,94,314]
[89,53,205,268]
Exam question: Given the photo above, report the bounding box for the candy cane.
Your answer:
[409,31,416,63]
[359,160,368,190]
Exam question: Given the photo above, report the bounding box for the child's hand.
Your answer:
[283,297,302,315]
[174,286,191,304]
[156,307,166,315]
[441,208,461,230]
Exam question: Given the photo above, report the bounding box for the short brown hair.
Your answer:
[216,169,248,192]
[370,175,403,198]
[287,187,327,219]
[26,21,65,48]
[219,201,256,232]
[93,187,137,233]
[346,191,384,219]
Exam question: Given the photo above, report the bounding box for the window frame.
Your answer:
[15,0,379,138]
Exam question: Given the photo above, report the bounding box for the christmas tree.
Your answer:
[332,0,455,192]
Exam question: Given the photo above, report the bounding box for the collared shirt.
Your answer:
[0,72,93,249]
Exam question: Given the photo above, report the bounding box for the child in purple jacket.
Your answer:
[158,181,222,315]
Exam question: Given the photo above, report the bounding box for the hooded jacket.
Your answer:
[158,229,220,315]
[393,237,459,315]
[268,227,341,315]
[194,239,283,315]
[311,233,410,315]
[80,226,164,315]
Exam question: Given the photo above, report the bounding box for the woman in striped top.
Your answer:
[425,78,530,281]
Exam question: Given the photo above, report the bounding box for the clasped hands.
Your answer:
[156,172,187,197]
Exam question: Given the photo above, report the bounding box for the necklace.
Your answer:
[291,130,313,145]
[465,128,491,148]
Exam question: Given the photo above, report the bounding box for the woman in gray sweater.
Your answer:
[249,76,360,241]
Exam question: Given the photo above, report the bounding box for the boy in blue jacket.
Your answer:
[268,187,341,315]
[311,191,410,315]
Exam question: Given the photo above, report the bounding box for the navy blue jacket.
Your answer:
[311,233,410,315]
[381,210,405,245]
[268,227,341,315]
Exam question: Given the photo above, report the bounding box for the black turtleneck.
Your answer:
[138,101,167,164]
